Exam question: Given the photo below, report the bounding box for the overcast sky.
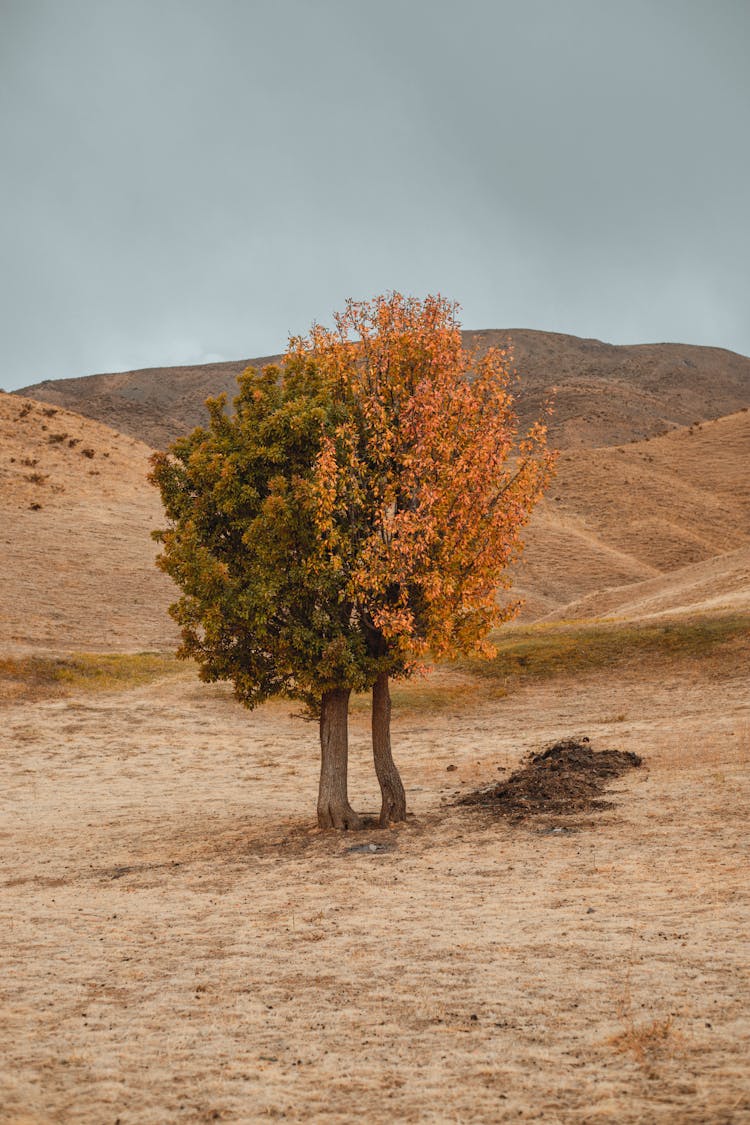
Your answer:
[1,0,749,390]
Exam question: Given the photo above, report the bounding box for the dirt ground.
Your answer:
[2,658,749,1124]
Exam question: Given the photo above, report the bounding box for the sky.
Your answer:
[1,0,749,390]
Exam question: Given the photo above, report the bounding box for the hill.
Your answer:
[16,331,750,450]
[541,544,750,622]
[0,392,178,653]
[513,409,750,618]
[2,385,747,651]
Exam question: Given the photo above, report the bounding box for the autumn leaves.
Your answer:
[151,293,554,827]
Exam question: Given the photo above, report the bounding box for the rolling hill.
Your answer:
[542,544,750,622]
[2,378,748,651]
[0,392,178,653]
[515,409,750,618]
[16,330,750,451]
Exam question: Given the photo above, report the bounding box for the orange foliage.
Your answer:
[287,292,555,671]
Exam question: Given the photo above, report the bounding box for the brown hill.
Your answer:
[541,544,750,622]
[0,392,178,653]
[16,331,750,450]
[2,389,747,653]
[514,409,750,619]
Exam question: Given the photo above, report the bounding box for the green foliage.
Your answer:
[150,361,373,712]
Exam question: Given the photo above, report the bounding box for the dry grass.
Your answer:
[460,612,750,687]
[2,653,748,1124]
[606,936,687,1069]
[607,1017,683,1066]
[351,675,486,716]
[0,652,184,702]
[3,613,744,713]
[355,615,750,717]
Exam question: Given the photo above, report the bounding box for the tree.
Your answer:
[150,293,554,829]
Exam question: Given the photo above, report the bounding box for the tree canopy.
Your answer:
[150,293,555,828]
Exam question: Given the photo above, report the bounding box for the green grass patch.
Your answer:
[0,652,185,701]
[3,613,747,710]
[340,613,750,715]
[350,678,485,716]
[460,613,750,686]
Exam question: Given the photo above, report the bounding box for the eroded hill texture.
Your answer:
[16,330,750,450]
[516,410,750,619]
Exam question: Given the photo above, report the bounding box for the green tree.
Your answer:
[150,294,554,829]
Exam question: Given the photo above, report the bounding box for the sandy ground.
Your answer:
[2,659,749,1124]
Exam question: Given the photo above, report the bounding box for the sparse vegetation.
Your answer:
[607,1016,683,1065]
[350,677,484,715]
[460,614,750,688]
[1,619,745,709]
[0,652,184,702]
[351,616,750,712]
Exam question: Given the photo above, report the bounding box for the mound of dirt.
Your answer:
[460,737,642,819]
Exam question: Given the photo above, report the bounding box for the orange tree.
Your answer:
[150,293,554,829]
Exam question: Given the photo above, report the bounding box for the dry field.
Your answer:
[2,627,749,1124]
[2,371,749,1122]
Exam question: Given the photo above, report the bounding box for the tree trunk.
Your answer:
[372,671,407,827]
[317,688,362,830]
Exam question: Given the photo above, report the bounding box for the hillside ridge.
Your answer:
[16,330,750,451]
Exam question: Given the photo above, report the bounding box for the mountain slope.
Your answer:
[514,409,750,618]
[541,545,750,622]
[16,331,750,450]
[2,391,748,652]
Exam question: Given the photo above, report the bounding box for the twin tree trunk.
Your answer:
[317,688,362,830]
[371,671,407,827]
[317,672,407,830]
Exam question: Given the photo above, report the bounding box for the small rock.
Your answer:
[446,764,457,772]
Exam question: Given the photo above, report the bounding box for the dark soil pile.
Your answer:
[460,737,642,819]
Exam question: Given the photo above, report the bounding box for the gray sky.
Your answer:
[2,0,749,390]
